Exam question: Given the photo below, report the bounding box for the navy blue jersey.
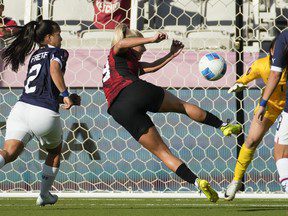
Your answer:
[270,31,288,112]
[271,31,288,72]
[20,45,69,112]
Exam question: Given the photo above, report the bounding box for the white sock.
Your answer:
[40,164,59,197]
[194,178,199,188]
[276,158,288,190]
[0,154,5,168]
[221,122,228,127]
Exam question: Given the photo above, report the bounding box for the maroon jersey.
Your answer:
[102,47,144,108]
[93,0,131,29]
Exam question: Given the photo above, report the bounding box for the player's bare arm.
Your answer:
[50,60,73,109]
[114,32,168,55]
[140,40,184,73]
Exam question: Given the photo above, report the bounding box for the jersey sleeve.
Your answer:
[271,32,288,72]
[50,48,69,72]
[237,61,261,84]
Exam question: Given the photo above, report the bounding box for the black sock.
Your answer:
[175,163,198,185]
[202,111,224,128]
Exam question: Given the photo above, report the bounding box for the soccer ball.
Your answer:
[199,53,227,81]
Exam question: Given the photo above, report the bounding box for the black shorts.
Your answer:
[109,80,165,141]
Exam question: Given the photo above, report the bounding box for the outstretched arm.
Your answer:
[140,40,184,74]
[228,61,262,93]
[114,32,168,55]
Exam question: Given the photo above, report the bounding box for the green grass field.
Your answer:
[0,198,288,216]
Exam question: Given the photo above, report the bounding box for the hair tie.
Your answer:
[33,22,39,32]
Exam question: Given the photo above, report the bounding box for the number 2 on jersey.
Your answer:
[24,64,42,94]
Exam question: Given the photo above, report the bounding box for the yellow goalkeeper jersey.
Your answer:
[237,55,286,122]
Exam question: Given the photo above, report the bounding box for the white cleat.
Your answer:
[36,192,58,206]
[224,180,242,201]
[281,181,288,193]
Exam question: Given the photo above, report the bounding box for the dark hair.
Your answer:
[269,38,276,64]
[2,20,60,72]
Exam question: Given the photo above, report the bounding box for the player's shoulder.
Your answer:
[280,30,288,37]
[254,55,270,65]
[49,47,69,60]
[249,55,269,71]
[277,30,288,42]
[252,55,270,67]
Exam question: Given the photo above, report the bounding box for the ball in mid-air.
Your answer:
[199,53,227,81]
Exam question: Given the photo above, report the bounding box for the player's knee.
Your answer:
[1,149,18,163]
[274,142,288,160]
[171,101,186,114]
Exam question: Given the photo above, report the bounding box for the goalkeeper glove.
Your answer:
[228,83,248,93]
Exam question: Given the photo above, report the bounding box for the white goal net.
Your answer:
[0,0,285,197]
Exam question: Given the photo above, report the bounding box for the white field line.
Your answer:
[0,202,287,208]
[0,192,287,199]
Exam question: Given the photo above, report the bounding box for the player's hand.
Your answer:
[151,32,168,43]
[170,39,184,57]
[61,97,73,110]
[69,93,81,106]
[255,106,266,122]
[228,83,248,93]
[58,93,81,106]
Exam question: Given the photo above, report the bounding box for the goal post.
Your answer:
[0,0,285,197]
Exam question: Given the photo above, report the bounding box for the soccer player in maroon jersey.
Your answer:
[102,24,242,202]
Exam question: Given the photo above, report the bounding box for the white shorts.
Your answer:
[5,101,62,149]
[275,111,288,145]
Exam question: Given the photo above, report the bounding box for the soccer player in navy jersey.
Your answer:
[256,31,288,193]
[102,24,242,202]
[0,20,80,206]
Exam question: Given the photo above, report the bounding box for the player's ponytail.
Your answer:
[2,21,38,72]
[2,20,60,72]
[111,23,128,47]
[111,23,143,47]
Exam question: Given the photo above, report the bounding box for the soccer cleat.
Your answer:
[36,192,58,206]
[224,180,242,201]
[281,180,288,192]
[196,179,219,203]
[221,124,242,136]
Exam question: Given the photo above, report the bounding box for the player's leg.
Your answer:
[109,81,218,202]
[225,115,273,201]
[0,140,24,166]
[274,112,288,192]
[138,125,219,202]
[0,102,32,168]
[158,90,241,136]
[27,104,62,206]
[274,143,288,192]
[36,144,61,206]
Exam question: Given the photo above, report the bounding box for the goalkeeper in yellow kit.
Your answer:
[225,39,287,200]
